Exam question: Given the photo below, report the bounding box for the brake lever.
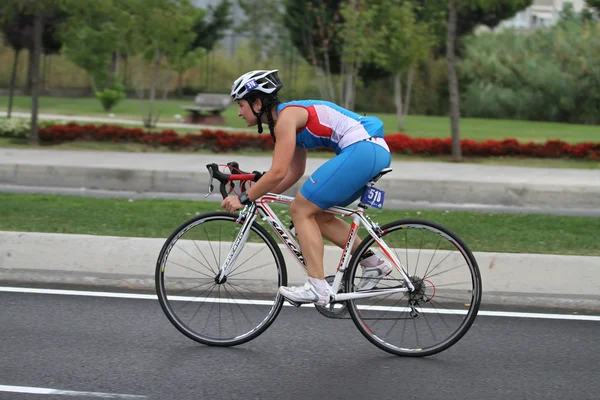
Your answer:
[205,167,214,198]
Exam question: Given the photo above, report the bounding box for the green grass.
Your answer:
[0,193,599,256]
[0,95,193,124]
[2,95,599,143]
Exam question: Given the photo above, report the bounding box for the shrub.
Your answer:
[461,19,600,124]
[95,83,126,112]
[36,122,600,160]
[0,117,30,138]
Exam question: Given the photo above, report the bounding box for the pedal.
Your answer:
[286,299,303,308]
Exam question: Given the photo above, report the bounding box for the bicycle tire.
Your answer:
[346,218,482,357]
[156,212,287,346]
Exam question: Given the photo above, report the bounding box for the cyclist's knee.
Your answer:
[315,211,336,225]
[290,194,321,220]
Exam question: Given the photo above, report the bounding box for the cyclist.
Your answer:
[221,69,392,306]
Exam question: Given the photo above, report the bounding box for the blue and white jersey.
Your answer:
[276,100,386,154]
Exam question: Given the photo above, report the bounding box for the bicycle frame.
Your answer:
[217,192,416,301]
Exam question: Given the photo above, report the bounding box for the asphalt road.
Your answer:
[1,287,599,400]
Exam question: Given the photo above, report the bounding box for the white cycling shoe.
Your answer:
[279,282,330,307]
[358,260,393,291]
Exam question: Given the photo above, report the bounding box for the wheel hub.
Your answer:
[408,276,427,305]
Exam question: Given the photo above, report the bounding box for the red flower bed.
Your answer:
[38,123,600,160]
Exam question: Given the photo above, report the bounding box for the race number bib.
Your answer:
[361,187,385,209]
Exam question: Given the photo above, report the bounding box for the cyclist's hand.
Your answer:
[221,196,243,213]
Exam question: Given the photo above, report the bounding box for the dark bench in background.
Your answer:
[181,93,232,125]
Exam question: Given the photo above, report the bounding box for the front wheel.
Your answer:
[156,212,287,346]
[346,218,482,357]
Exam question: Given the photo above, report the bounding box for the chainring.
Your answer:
[314,275,349,319]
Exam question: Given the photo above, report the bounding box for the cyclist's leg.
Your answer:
[280,193,331,305]
[281,140,390,304]
[315,212,360,253]
[310,139,391,253]
[289,193,326,280]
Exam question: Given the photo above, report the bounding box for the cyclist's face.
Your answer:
[237,99,259,127]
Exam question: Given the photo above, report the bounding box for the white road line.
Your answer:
[0,384,146,398]
[1,286,599,322]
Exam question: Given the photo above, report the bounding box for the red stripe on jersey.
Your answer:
[305,105,332,137]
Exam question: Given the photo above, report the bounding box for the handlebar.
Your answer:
[206,162,264,199]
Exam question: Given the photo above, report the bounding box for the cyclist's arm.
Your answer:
[270,147,307,194]
[245,107,307,201]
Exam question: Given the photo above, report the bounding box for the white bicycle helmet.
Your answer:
[230,69,283,101]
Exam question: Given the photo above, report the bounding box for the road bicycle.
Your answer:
[155,161,482,357]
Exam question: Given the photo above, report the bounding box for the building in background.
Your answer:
[499,0,587,29]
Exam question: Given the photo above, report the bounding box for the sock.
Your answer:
[308,277,330,295]
[360,254,382,268]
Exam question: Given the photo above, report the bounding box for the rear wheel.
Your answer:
[346,218,482,357]
[156,212,287,346]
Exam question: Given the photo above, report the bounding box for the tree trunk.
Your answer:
[447,0,462,161]
[30,13,43,143]
[153,69,172,127]
[26,48,34,96]
[404,63,415,117]
[7,49,20,119]
[132,59,147,124]
[306,36,331,100]
[394,73,405,132]
[344,73,354,109]
[339,55,346,106]
[111,51,120,75]
[41,53,47,92]
[146,49,162,128]
[313,66,330,100]
[177,72,183,98]
[322,45,336,102]
[123,55,129,87]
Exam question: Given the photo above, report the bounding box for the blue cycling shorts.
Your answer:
[300,138,392,209]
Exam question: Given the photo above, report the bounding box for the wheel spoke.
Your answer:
[157,214,285,346]
[348,220,481,356]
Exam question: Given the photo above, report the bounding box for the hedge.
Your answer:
[2,121,599,160]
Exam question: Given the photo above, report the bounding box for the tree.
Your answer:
[60,1,123,91]
[119,0,198,127]
[191,0,233,51]
[0,6,27,119]
[447,0,461,160]
[375,0,437,130]
[0,0,62,143]
[28,9,65,94]
[461,16,600,124]
[175,0,233,97]
[1,4,65,117]
[58,0,134,113]
[284,0,390,100]
[586,0,600,13]
[236,0,283,62]
[445,0,531,161]
[337,0,382,110]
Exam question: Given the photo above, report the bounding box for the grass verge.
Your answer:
[1,193,599,256]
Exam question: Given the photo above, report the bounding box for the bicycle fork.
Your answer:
[216,206,258,283]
